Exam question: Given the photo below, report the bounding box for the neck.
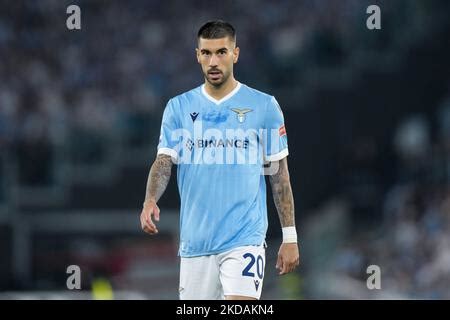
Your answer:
[204,77,238,100]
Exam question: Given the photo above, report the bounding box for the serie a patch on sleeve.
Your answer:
[279,124,286,137]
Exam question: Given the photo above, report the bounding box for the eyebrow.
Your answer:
[200,47,228,53]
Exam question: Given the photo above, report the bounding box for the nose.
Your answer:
[209,53,219,67]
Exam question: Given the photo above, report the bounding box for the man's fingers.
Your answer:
[140,212,145,229]
[277,256,287,275]
[143,220,158,234]
[154,206,160,222]
[289,262,295,273]
[146,205,160,223]
[145,206,153,224]
[140,209,158,234]
[143,225,158,235]
[146,225,158,234]
[287,259,297,273]
[286,259,299,273]
[144,207,158,229]
[146,218,157,230]
[144,217,158,233]
[276,255,282,270]
[282,262,289,275]
[277,243,300,275]
[140,211,149,230]
[277,254,297,275]
[278,258,299,275]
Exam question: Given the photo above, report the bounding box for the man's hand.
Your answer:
[276,243,300,275]
[140,199,160,235]
[140,154,172,235]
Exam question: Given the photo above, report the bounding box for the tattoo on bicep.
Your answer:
[269,159,295,227]
[146,154,173,202]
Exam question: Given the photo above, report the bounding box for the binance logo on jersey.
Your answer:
[196,138,249,149]
[186,138,195,151]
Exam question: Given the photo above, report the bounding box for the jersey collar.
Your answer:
[201,82,242,105]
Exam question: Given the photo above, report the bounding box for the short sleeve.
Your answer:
[264,96,289,161]
[157,99,180,162]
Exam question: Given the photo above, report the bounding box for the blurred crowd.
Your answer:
[333,94,450,298]
[0,0,410,178]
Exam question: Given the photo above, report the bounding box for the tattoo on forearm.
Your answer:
[145,154,173,203]
[269,158,295,227]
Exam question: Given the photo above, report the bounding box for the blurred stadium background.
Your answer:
[1,0,450,299]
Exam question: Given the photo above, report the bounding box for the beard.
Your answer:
[204,68,230,87]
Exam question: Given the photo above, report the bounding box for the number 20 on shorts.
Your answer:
[242,253,264,279]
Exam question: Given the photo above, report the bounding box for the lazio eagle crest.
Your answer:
[230,108,253,123]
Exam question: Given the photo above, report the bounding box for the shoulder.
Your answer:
[240,85,285,120]
[169,85,203,108]
[240,83,275,105]
[240,84,282,116]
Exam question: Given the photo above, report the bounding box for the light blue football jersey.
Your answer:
[157,82,288,257]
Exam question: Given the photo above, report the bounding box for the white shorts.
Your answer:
[179,244,266,300]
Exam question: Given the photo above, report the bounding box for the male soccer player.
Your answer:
[140,20,299,300]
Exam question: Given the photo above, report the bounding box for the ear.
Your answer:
[196,48,201,64]
[233,46,240,64]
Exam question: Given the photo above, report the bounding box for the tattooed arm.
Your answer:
[140,154,174,235]
[269,157,295,227]
[268,157,300,274]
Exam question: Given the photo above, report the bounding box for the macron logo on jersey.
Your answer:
[254,279,260,291]
[190,112,199,122]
